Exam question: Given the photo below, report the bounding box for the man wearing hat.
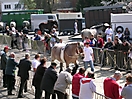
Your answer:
[83,41,94,72]
[1,46,9,88]
[41,62,58,99]
[79,71,96,99]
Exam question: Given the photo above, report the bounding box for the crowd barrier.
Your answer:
[94,92,111,99]
[93,47,132,70]
[0,35,45,55]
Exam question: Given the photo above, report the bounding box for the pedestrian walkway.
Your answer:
[0,49,127,99]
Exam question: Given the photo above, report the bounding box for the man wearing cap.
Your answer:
[83,41,94,72]
[17,53,32,98]
[79,71,96,99]
[54,67,72,99]
[104,71,122,99]
[41,62,58,99]
[1,46,9,88]
[5,52,18,95]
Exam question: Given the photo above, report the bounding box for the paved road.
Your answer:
[0,35,127,99]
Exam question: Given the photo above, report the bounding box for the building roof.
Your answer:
[83,5,124,11]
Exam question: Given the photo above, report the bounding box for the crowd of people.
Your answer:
[1,46,132,99]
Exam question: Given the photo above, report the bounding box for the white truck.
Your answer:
[30,14,58,33]
[111,13,132,39]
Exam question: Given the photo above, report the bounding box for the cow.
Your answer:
[51,42,83,75]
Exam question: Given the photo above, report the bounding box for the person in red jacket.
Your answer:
[72,67,86,99]
[103,71,122,99]
[97,35,104,48]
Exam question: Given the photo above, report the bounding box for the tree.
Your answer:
[76,0,102,11]
[19,0,36,9]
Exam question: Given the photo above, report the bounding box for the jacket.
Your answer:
[17,58,31,79]
[104,77,121,99]
[1,51,8,70]
[79,78,96,99]
[32,65,47,87]
[5,57,18,76]
[72,73,85,97]
[41,66,58,94]
[54,71,72,94]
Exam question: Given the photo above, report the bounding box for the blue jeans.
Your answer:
[72,96,79,99]
[84,60,94,72]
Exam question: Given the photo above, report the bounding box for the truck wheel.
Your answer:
[116,26,124,33]
[64,31,68,35]
[70,31,74,35]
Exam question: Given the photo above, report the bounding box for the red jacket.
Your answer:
[104,77,121,99]
[72,73,85,96]
[97,38,104,48]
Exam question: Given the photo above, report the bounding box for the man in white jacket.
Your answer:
[79,71,96,99]
[54,67,72,99]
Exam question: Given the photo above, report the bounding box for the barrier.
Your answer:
[94,92,111,99]
[92,47,132,70]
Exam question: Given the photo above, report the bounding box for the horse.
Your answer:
[81,23,109,41]
[51,42,83,75]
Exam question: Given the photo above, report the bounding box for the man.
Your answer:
[54,67,72,99]
[17,53,32,98]
[41,62,58,99]
[105,26,113,41]
[79,71,96,99]
[1,46,9,88]
[72,67,85,99]
[5,52,18,95]
[104,71,122,99]
[74,20,78,34]
[121,74,132,99]
[102,37,114,67]
[32,54,40,72]
[83,41,94,72]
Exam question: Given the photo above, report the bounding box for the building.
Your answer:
[0,0,24,11]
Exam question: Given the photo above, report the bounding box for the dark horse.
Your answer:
[39,20,58,34]
[51,42,83,75]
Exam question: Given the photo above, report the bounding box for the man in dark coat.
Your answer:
[32,57,47,99]
[41,62,58,99]
[17,53,31,98]
[5,52,18,95]
[1,46,9,88]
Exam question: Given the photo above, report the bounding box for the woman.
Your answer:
[32,57,47,99]
[124,28,130,42]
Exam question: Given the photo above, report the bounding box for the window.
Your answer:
[48,16,53,19]
[15,4,21,9]
[4,4,11,9]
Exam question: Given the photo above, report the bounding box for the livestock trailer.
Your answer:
[56,12,84,35]
[83,5,126,28]
[111,13,132,39]
[1,9,44,31]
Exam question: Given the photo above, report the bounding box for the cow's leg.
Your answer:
[71,61,79,75]
[59,63,63,73]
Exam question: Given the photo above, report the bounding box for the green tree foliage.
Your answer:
[20,0,36,9]
[76,0,102,11]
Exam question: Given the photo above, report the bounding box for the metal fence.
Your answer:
[93,47,132,71]
[94,92,111,99]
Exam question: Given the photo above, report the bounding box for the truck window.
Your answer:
[48,16,53,19]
